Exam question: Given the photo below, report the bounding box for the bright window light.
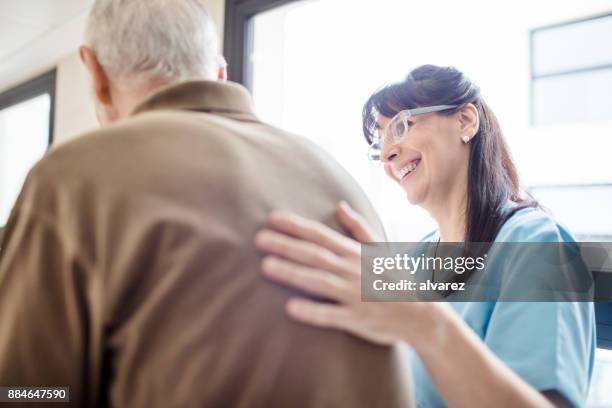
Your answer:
[0,94,50,225]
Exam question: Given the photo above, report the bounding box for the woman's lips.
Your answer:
[393,159,421,183]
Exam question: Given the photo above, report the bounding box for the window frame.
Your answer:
[529,11,612,125]
[224,0,303,87]
[0,69,56,241]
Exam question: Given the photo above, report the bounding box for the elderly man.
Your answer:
[0,1,413,407]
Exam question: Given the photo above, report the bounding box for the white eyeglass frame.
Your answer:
[367,104,458,162]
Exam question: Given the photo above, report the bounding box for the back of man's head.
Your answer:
[81,0,225,123]
[86,0,221,86]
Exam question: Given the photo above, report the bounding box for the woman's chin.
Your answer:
[404,189,424,205]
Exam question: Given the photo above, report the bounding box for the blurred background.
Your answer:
[0,0,610,405]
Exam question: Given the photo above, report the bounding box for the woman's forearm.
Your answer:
[409,304,556,408]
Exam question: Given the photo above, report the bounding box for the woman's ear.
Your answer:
[457,103,479,143]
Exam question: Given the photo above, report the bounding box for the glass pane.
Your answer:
[533,68,612,126]
[533,14,612,76]
[529,185,612,240]
[0,94,50,225]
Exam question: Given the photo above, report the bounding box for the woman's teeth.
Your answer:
[398,160,420,179]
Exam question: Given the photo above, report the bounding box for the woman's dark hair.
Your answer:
[363,64,537,243]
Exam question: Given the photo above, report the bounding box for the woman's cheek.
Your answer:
[383,163,397,182]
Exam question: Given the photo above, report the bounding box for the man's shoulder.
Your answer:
[45,110,317,165]
[24,112,195,197]
[48,111,199,155]
[31,109,335,192]
[36,111,224,176]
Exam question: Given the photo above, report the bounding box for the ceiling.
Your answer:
[0,0,94,64]
[0,0,224,91]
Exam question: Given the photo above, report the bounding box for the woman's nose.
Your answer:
[382,145,399,163]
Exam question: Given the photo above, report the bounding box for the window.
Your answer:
[226,0,438,241]
[224,0,303,89]
[528,14,612,387]
[225,2,612,402]
[0,70,55,231]
[528,184,612,241]
[226,0,612,237]
[531,13,612,126]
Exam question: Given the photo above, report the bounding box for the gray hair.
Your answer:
[85,0,222,87]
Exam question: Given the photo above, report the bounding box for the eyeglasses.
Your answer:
[367,104,458,162]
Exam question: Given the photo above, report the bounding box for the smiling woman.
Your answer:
[363,65,536,243]
[255,65,595,408]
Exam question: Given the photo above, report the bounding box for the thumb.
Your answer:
[336,201,379,243]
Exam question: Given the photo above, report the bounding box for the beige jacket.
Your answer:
[0,80,413,407]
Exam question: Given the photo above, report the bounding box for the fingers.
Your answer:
[267,210,357,256]
[285,299,387,345]
[261,257,353,303]
[255,230,351,276]
[286,297,351,329]
[336,201,379,243]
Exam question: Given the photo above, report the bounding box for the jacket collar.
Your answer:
[131,80,258,122]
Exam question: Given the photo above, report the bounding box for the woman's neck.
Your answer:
[436,205,466,242]
[426,180,468,242]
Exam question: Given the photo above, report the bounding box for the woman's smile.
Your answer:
[391,158,422,185]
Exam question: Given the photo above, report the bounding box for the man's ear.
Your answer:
[217,65,227,81]
[217,55,228,81]
[457,103,479,141]
[79,46,112,105]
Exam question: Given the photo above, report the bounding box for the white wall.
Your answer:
[0,0,226,145]
[54,52,98,144]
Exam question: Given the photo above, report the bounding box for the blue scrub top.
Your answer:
[413,205,596,408]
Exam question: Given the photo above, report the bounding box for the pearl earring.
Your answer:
[462,135,470,143]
